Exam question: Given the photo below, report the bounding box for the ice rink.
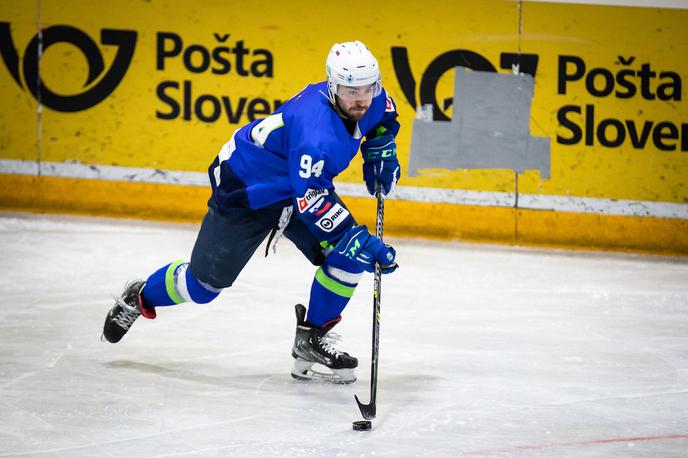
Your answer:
[1,212,687,457]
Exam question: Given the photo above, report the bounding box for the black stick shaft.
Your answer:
[370,189,384,402]
[355,186,384,420]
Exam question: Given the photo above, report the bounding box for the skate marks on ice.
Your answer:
[1,213,688,457]
[0,415,261,457]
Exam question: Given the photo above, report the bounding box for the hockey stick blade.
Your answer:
[354,394,376,420]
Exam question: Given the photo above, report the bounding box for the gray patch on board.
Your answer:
[408,67,550,179]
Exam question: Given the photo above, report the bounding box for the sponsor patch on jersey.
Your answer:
[315,203,350,233]
[385,96,395,112]
[297,188,329,213]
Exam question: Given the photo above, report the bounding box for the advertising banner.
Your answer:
[1,1,686,252]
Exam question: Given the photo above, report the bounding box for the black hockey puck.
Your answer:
[352,420,372,431]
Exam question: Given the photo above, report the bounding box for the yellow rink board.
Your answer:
[2,174,686,256]
[1,0,687,256]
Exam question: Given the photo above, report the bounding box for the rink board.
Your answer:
[1,174,686,255]
[0,0,686,254]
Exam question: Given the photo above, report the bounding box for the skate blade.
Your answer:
[291,359,356,384]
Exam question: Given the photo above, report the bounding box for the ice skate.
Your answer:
[102,280,155,343]
[291,304,357,384]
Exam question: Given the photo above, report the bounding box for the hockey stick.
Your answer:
[354,183,385,420]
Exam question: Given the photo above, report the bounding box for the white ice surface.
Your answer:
[1,212,687,457]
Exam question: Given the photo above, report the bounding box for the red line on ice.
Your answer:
[462,434,688,456]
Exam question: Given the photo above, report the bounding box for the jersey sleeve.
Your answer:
[282,98,335,196]
[287,125,356,243]
[365,92,401,139]
[285,123,354,243]
[287,144,332,197]
[291,188,355,244]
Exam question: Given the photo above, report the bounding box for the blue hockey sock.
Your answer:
[306,265,361,327]
[142,260,221,307]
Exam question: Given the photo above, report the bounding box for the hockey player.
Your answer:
[102,41,401,384]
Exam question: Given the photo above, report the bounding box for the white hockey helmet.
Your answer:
[326,41,382,104]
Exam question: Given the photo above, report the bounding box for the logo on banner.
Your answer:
[390,46,539,122]
[0,22,137,112]
[391,46,685,151]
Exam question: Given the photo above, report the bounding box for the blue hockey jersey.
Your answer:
[207,81,399,242]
